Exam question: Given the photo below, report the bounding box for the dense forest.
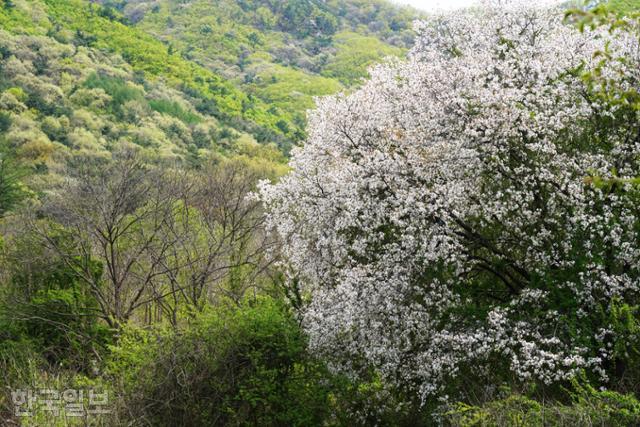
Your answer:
[2,0,640,425]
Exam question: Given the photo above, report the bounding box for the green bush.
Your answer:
[2,230,112,373]
[444,384,640,426]
[0,334,43,421]
[21,286,112,371]
[109,297,333,426]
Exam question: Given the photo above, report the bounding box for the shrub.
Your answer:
[2,230,112,372]
[109,297,332,426]
[444,384,640,426]
[0,111,11,133]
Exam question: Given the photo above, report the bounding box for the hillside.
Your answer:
[0,0,418,178]
[0,0,301,189]
[113,0,414,134]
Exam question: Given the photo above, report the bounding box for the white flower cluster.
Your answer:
[259,2,640,400]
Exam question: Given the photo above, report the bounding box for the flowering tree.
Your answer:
[259,2,640,401]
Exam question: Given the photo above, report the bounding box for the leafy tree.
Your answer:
[609,0,640,13]
[260,2,640,406]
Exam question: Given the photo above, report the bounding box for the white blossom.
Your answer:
[260,2,640,400]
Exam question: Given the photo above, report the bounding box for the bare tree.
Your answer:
[31,150,277,328]
[148,158,276,322]
[35,149,179,328]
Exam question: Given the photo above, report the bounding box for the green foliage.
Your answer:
[41,0,234,115]
[84,72,143,115]
[0,332,42,420]
[568,5,640,188]
[0,0,295,148]
[0,21,295,171]
[247,64,342,118]
[601,300,640,393]
[321,31,404,85]
[0,232,112,423]
[0,112,11,133]
[609,0,640,13]
[0,315,42,385]
[109,297,333,426]
[2,230,112,372]
[0,148,26,216]
[148,98,201,124]
[444,384,640,426]
[17,283,112,371]
[0,0,44,34]
[128,0,411,140]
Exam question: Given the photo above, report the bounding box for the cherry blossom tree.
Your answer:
[259,1,640,402]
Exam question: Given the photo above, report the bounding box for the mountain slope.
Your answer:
[99,0,418,138]
[0,0,293,195]
[0,0,298,158]
[1,0,420,168]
